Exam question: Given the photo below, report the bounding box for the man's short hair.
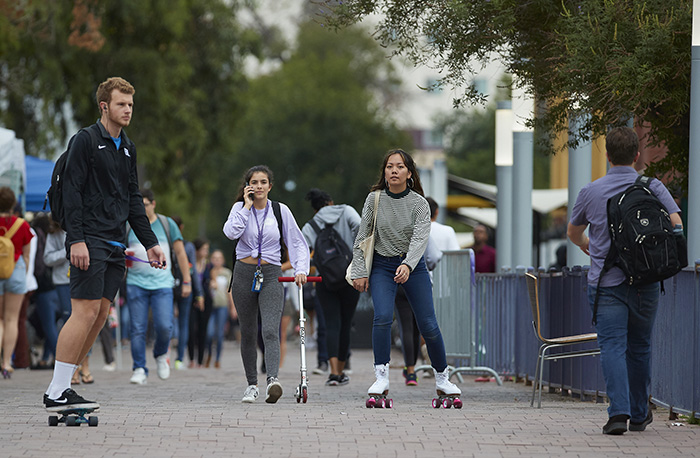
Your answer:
[141,189,155,203]
[606,127,639,166]
[0,186,16,213]
[426,197,439,220]
[96,77,135,107]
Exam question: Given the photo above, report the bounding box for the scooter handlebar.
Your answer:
[277,276,322,283]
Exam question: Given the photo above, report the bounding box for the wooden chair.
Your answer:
[525,273,600,408]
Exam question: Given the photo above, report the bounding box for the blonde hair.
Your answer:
[95,77,135,107]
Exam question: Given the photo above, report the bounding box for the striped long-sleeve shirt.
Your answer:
[350,188,430,279]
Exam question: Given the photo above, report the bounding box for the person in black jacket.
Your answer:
[43,77,166,411]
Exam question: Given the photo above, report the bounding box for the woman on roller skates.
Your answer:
[349,149,462,409]
[223,165,309,404]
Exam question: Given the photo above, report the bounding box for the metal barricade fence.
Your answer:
[650,267,700,416]
[427,249,502,384]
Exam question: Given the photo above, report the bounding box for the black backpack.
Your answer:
[592,175,687,323]
[44,126,99,229]
[308,219,352,291]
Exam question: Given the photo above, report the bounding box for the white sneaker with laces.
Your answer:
[265,377,283,403]
[241,385,259,403]
[156,354,170,380]
[130,367,147,385]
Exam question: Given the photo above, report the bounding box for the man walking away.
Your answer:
[567,126,682,435]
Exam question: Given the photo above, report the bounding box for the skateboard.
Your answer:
[432,392,463,409]
[366,392,393,408]
[48,407,99,427]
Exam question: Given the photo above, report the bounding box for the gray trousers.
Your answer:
[231,261,284,386]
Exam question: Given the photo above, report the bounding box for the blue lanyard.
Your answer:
[251,202,270,266]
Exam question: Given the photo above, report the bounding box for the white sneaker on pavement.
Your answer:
[130,368,147,385]
[156,354,170,380]
[102,362,116,372]
[242,385,259,403]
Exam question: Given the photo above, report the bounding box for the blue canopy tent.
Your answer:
[24,155,54,212]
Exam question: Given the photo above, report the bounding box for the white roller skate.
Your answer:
[366,363,392,408]
[433,367,463,409]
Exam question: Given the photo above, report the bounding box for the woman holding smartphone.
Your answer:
[223,165,309,404]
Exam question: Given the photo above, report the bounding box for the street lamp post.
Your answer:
[687,0,700,263]
[495,101,514,271]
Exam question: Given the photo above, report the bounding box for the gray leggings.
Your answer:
[231,261,284,385]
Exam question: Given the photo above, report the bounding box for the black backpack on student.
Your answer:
[44,126,99,229]
[308,219,352,291]
[592,175,687,323]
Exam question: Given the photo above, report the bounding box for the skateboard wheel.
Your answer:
[88,416,98,427]
[366,398,376,408]
[442,398,452,409]
[48,416,58,427]
[66,416,78,427]
[453,398,463,409]
[386,398,393,409]
[432,398,440,408]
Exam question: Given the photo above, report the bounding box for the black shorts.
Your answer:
[69,236,126,301]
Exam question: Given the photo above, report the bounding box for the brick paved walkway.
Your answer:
[0,340,698,457]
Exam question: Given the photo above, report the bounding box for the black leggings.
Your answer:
[315,281,359,362]
[188,298,213,365]
[394,286,420,367]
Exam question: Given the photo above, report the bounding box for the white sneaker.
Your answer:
[130,368,147,385]
[241,385,259,403]
[156,354,170,380]
[102,362,116,372]
[174,360,186,370]
[265,377,283,403]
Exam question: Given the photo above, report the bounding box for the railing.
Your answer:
[466,264,699,415]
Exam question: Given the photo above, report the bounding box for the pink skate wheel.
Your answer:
[453,398,463,409]
[366,398,376,408]
[432,398,440,408]
[442,398,452,408]
[386,398,393,409]
[378,398,385,408]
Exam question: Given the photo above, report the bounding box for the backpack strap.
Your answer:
[271,201,287,264]
[308,219,322,235]
[2,218,24,240]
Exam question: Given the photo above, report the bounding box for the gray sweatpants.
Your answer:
[231,261,284,386]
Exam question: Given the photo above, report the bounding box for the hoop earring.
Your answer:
[408,177,414,189]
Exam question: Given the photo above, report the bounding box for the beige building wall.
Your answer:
[550,129,608,187]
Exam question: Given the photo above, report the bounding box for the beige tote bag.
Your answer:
[345,190,380,285]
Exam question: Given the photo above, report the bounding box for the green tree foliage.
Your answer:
[0,0,260,238]
[210,20,409,246]
[316,0,693,193]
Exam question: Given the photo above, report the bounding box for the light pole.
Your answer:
[495,101,513,271]
[687,0,700,263]
[511,83,534,269]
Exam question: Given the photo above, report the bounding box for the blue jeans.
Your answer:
[34,289,59,361]
[206,306,228,362]
[127,285,173,373]
[588,282,660,421]
[55,284,72,328]
[174,294,193,362]
[369,255,447,371]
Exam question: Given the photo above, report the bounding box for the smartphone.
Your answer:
[246,182,254,200]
